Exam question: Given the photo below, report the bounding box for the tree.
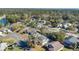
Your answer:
[11,22,25,31]
[50,19,63,27]
[73,43,77,50]
[28,21,37,28]
[6,14,20,23]
[55,32,66,42]
[46,32,66,42]
[62,14,69,21]
[45,33,56,42]
[67,26,75,31]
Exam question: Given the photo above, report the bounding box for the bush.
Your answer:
[45,32,66,42]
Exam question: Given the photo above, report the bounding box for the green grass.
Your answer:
[5,46,23,51]
[62,47,73,51]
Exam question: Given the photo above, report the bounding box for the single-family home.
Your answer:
[0,15,9,26]
[37,35,49,46]
[57,22,72,29]
[30,15,39,22]
[43,41,64,51]
[66,33,79,37]
[0,28,12,34]
[0,43,8,51]
[38,20,46,24]
[7,33,30,45]
[45,26,60,33]
[7,33,29,41]
[37,20,46,28]
[37,23,44,28]
[22,27,49,46]
[64,36,79,48]
[7,33,21,40]
[19,34,29,41]
[0,31,6,37]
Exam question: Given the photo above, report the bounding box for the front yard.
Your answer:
[62,47,73,51]
[5,46,23,51]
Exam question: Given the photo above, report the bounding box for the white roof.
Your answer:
[66,33,79,37]
[0,32,6,37]
[0,43,8,51]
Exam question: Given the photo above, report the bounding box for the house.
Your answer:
[0,31,6,37]
[57,22,72,29]
[23,27,49,46]
[43,41,64,51]
[37,35,49,46]
[0,15,9,26]
[6,33,30,47]
[7,33,21,40]
[6,33,28,41]
[0,43,8,51]
[66,33,79,37]
[38,20,46,24]
[0,35,29,51]
[42,14,50,18]
[31,31,49,46]
[0,28,13,37]
[19,34,29,41]
[0,28,12,34]
[45,26,60,33]
[10,22,25,32]
[57,23,63,28]
[23,27,36,34]
[30,15,39,22]
[0,33,30,50]
[28,31,49,46]
[37,23,44,28]
[37,20,46,28]
[64,36,79,48]
[0,35,18,44]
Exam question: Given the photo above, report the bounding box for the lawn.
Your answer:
[5,46,23,51]
[31,45,45,51]
[62,47,73,51]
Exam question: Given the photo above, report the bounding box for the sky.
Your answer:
[0,0,79,8]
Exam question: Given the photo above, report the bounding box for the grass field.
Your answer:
[62,47,73,51]
[5,46,23,51]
